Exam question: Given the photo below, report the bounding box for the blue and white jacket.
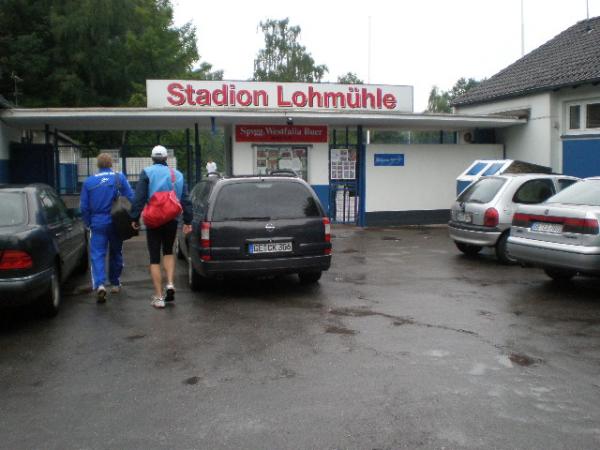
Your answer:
[130,161,193,225]
[80,169,134,229]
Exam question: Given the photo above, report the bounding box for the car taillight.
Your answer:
[323,217,332,255]
[0,250,33,270]
[200,222,211,261]
[483,208,499,227]
[512,213,530,227]
[563,218,599,235]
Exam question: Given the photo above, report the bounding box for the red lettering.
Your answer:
[324,92,346,108]
[292,91,307,107]
[237,90,252,106]
[212,84,227,106]
[377,88,383,109]
[254,90,268,106]
[361,88,376,109]
[185,84,196,106]
[167,82,185,106]
[383,94,397,109]
[277,86,292,107]
[308,86,323,108]
[196,89,211,106]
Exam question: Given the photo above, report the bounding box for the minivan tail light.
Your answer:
[0,250,33,270]
[483,208,499,227]
[563,218,599,235]
[200,222,211,261]
[323,217,332,255]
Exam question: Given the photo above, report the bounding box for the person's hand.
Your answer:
[131,221,140,231]
[183,224,192,235]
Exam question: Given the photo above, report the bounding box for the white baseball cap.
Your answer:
[151,145,168,158]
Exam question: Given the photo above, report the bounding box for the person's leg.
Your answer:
[108,224,124,289]
[162,221,178,285]
[89,227,108,290]
[161,221,178,302]
[146,226,164,301]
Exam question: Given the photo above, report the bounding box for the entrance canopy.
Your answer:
[1,107,525,131]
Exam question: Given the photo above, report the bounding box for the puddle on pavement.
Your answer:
[339,248,359,254]
[183,376,201,385]
[509,353,538,367]
[381,236,402,242]
[392,317,416,326]
[325,325,357,335]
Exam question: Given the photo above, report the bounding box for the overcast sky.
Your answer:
[172,0,599,111]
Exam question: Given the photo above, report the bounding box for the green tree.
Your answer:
[253,18,327,82]
[0,0,220,107]
[426,77,481,113]
[337,72,363,84]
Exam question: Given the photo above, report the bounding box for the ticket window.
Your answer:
[254,145,308,180]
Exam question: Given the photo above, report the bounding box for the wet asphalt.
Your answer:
[1,225,600,450]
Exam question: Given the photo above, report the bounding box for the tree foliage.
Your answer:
[337,72,363,84]
[426,77,481,113]
[253,18,327,83]
[0,0,221,107]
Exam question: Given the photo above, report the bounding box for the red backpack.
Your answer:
[142,168,183,229]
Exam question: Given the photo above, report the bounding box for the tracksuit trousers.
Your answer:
[89,224,123,290]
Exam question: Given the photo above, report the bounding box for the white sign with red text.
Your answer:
[146,80,413,112]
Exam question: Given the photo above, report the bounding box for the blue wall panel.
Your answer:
[311,184,329,214]
[563,139,600,178]
[0,159,8,183]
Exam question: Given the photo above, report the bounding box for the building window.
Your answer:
[586,103,600,129]
[569,105,581,129]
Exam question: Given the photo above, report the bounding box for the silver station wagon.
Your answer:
[508,178,600,281]
[448,174,579,263]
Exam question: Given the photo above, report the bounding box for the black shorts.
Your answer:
[146,220,178,264]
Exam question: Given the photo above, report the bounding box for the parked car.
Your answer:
[177,173,332,289]
[448,174,579,263]
[0,184,87,316]
[508,177,600,281]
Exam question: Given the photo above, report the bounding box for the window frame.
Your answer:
[565,100,600,134]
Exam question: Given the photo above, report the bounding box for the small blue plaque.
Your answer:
[374,153,405,166]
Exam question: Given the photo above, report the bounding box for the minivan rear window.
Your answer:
[0,192,27,226]
[211,181,321,220]
[457,177,506,204]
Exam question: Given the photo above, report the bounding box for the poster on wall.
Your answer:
[330,148,357,180]
[255,145,308,179]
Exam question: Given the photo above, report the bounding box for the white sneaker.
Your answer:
[151,295,165,309]
[165,284,175,303]
[110,284,121,294]
[97,285,107,304]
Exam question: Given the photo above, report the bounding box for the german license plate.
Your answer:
[249,242,293,254]
[457,212,472,223]
[531,222,563,233]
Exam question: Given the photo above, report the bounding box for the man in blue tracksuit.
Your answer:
[130,145,193,309]
[80,153,134,303]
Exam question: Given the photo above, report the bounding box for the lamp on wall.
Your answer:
[286,117,294,126]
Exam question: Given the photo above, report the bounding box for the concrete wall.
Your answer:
[456,93,553,168]
[365,144,503,225]
[0,122,21,182]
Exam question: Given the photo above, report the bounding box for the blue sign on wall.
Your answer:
[374,153,405,166]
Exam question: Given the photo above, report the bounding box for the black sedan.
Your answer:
[0,184,87,317]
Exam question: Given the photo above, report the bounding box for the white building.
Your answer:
[453,16,600,179]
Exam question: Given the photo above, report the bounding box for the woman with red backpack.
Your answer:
[130,145,193,308]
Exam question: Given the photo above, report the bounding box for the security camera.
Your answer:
[286,117,294,126]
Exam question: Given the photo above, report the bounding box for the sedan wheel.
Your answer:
[298,271,322,284]
[455,242,482,257]
[495,232,517,265]
[40,265,61,318]
[544,269,576,283]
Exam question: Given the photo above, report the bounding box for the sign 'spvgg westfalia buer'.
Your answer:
[235,125,328,143]
[146,80,413,112]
